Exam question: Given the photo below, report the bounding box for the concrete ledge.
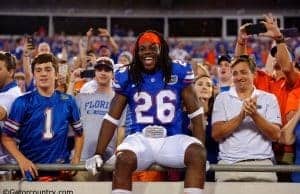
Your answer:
[1,181,299,194]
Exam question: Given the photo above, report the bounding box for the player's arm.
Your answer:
[1,134,38,178]
[95,93,128,156]
[182,85,206,144]
[117,126,126,146]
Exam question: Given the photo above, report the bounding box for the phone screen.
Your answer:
[59,64,69,77]
[27,36,35,50]
[245,23,267,35]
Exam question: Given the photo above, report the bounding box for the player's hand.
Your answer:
[85,155,103,175]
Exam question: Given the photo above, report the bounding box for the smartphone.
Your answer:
[80,69,95,78]
[59,64,69,77]
[245,23,267,35]
[27,36,35,50]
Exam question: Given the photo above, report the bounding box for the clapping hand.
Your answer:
[243,96,258,117]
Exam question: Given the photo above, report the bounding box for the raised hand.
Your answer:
[260,13,282,38]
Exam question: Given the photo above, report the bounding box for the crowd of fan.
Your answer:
[0,14,299,185]
[1,30,300,70]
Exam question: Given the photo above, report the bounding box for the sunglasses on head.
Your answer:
[95,65,112,72]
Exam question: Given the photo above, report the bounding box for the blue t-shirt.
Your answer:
[3,90,83,164]
[113,61,194,136]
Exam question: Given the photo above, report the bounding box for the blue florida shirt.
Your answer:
[3,90,83,164]
[113,61,194,136]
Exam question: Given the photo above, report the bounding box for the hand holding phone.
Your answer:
[26,36,35,50]
[59,64,69,77]
[80,69,95,78]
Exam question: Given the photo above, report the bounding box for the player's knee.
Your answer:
[184,143,206,166]
[115,150,137,171]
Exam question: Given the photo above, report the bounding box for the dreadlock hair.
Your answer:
[129,30,172,90]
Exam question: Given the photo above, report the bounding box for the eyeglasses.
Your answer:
[95,65,113,72]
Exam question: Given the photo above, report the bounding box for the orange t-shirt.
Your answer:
[285,87,300,116]
[74,80,87,95]
[255,71,300,160]
[254,70,272,92]
[254,70,300,124]
[205,50,216,66]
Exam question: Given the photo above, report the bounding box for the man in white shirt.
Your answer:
[74,57,123,181]
[212,55,281,182]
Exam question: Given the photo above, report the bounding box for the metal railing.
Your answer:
[1,163,300,172]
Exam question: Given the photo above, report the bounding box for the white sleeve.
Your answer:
[211,94,227,124]
[265,94,282,126]
[0,93,17,114]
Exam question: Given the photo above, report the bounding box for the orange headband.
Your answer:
[138,32,161,46]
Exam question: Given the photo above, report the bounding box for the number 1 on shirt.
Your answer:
[43,108,54,139]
